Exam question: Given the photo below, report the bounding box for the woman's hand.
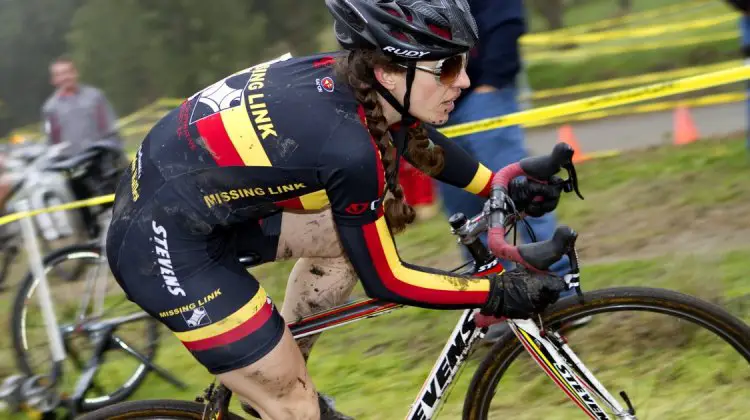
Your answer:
[508,176,563,218]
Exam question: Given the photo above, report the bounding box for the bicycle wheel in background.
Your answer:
[464,287,750,420]
[76,399,245,420]
[11,242,160,412]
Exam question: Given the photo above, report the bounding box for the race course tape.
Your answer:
[526,91,746,128]
[521,13,736,46]
[531,60,741,99]
[4,66,749,225]
[526,31,738,62]
[0,194,114,227]
[438,65,750,138]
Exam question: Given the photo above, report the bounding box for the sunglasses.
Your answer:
[396,53,468,85]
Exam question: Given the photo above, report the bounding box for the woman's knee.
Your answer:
[217,329,320,419]
[281,256,358,322]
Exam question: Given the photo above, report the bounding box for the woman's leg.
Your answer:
[108,209,322,419]
[274,209,359,361]
[217,328,320,419]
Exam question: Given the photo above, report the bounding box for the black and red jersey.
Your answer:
[113,52,495,309]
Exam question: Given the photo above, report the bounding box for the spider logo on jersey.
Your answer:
[188,70,250,123]
[183,306,212,328]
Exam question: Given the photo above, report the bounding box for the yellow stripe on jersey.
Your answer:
[220,105,271,167]
[464,164,492,195]
[299,189,330,210]
[175,288,268,342]
[374,217,489,292]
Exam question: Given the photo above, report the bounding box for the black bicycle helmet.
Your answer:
[325,0,478,61]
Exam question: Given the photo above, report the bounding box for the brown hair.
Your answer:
[334,50,445,234]
[50,54,75,67]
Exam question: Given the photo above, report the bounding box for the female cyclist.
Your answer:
[105,1,566,418]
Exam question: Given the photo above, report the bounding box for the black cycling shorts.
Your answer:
[106,192,285,375]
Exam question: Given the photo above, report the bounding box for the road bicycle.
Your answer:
[4,199,186,417]
[76,143,750,419]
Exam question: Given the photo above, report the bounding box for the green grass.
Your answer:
[556,136,750,259]
[526,0,725,33]
[31,249,745,420]
[526,37,741,92]
[521,0,742,99]
[2,136,749,418]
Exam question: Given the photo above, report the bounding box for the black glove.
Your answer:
[508,176,563,218]
[724,0,749,14]
[481,268,565,319]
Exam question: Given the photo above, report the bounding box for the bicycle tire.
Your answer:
[11,242,160,412]
[462,286,750,419]
[75,399,244,420]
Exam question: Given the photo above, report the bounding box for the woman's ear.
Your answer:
[374,65,398,90]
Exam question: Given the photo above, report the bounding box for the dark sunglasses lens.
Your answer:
[439,55,465,84]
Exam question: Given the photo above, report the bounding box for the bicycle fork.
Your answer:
[508,318,637,419]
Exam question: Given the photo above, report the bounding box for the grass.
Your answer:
[521,0,743,103]
[525,36,740,93]
[526,0,727,34]
[1,136,749,418]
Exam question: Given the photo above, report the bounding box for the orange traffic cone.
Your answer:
[557,124,588,163]
[673,104,699,145]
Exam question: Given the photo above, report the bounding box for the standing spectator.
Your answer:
[41,56,123,236]
[42,55,121,154]
[721,1,750,151]
[0,150,10,213]
[434,0,571,341]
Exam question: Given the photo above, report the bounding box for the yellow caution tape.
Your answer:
[532,60,741,99]
[438,65,750,138]
[526,30,738,62]
[122,123,156,138]
[527,91,747,128]
[0,194,115,227]
[582,150,621,160]
[115,100,173,129]
[526,0,712,38]
[157,98,185,108]
[522,13,736,46]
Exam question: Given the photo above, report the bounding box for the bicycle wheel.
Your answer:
[76,399,244,420]
[11,242,160,412]
[463,287,750,420]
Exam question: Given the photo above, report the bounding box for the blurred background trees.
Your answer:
[0,0,332,136]
[0,0,664,137]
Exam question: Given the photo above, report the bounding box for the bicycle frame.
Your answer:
[289,297,479,419]
[286,289,635,420]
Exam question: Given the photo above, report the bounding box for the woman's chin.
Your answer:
[432,110,451,126]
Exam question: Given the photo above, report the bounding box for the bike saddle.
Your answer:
[46,150,101,171]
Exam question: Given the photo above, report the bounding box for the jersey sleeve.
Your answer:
[320,123,490,310]
[406,124,494,197]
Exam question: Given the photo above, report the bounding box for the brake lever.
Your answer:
[562,163,584,200]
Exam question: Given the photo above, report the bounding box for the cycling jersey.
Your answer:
[106,52,494,373]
